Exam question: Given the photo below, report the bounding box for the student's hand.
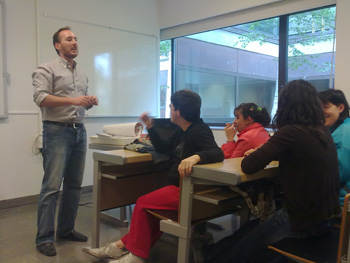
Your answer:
[224,123,237,142]
[244,148,257,156]
[139,112,153,129]
[244,142,266,156]
[89,96,99,105]
[178,155,201,177]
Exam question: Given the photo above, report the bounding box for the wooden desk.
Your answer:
[92,149,169,248]
[159,157,279,263]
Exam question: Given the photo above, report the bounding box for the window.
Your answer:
[287,7,336,92]
[160,5,336,124]
[159,40,172,118]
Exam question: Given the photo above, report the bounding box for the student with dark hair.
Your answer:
[204,80,340,263]
[170,89,201,122]
[221,103,271,158]
[319,89,350,206]
[85,89,224,263]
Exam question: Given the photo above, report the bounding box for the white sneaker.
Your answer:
[83,243,129,259]
[109,252,145,263]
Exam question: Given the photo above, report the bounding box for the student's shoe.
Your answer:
[192,232,213,263]
[37,242,57,257]
[58,230,88,242]
[83,243,129,259]
[202,232,214,245]
[109,252,145,263]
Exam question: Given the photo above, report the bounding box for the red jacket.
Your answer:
[221,122,270,159]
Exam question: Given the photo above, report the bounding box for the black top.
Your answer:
[148,119,224,185]
[242,124,340,232]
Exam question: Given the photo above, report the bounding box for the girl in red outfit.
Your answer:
[221,103,271,159]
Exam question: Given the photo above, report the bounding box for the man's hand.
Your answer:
[89,96,99,106]
[40,95,97,108]
[71,96,93,107]
[178,154,201,177]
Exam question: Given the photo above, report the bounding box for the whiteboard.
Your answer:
[38,15,159,117]
[0,1,7,118]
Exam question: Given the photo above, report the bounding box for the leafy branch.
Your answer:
[160,40,171,58]
[233,7,336,72]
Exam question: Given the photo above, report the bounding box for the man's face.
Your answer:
[55,30,78,60]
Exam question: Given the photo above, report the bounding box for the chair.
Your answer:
[268,193,350,263]
[146,182,247,226]
[146,177,274,229]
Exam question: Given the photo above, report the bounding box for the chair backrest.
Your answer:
[338,193,350,263]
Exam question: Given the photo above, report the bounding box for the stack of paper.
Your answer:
[89,122,143,146]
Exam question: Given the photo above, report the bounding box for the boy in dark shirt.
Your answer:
[86,89,224,263]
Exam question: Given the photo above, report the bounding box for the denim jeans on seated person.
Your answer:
[35,122,87,245]
[205,208,331,263]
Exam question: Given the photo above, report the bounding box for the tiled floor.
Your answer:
[0,193,238,263]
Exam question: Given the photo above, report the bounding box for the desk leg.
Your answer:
[120,206,128,225]
[92,160,101,248]
[177,176,194,263]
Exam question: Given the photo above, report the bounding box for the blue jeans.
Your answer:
[206,208,331,263]
[36,122,87,245]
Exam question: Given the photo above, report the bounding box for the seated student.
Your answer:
[85,89,224,263]
[204,80,340,263]
[319,89,350,206]
[221,103,271,159]
[191,103,271,261]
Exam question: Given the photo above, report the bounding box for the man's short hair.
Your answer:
[53,26,71,55]
[171,89,201,122]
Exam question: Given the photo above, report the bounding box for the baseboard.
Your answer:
[82,185,93,195]
[0,194,39,210]
[0,185,93,210]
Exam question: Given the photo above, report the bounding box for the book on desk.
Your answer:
[90,119,178,147]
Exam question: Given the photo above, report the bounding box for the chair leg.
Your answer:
[239,207,251,226]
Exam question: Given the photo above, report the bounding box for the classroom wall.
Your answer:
[333,0,350,100]
[0,0,160,202]
[159,0,282,29]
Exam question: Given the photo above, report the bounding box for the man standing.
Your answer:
[33,26,98,257]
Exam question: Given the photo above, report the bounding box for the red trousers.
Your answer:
[121,185,179,258]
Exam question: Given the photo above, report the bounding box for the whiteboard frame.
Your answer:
[0,0,8,118]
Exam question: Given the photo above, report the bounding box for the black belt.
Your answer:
[43,121,84,128]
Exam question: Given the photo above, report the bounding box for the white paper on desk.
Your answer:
[96,133,113,138]
[102,122,143,137]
